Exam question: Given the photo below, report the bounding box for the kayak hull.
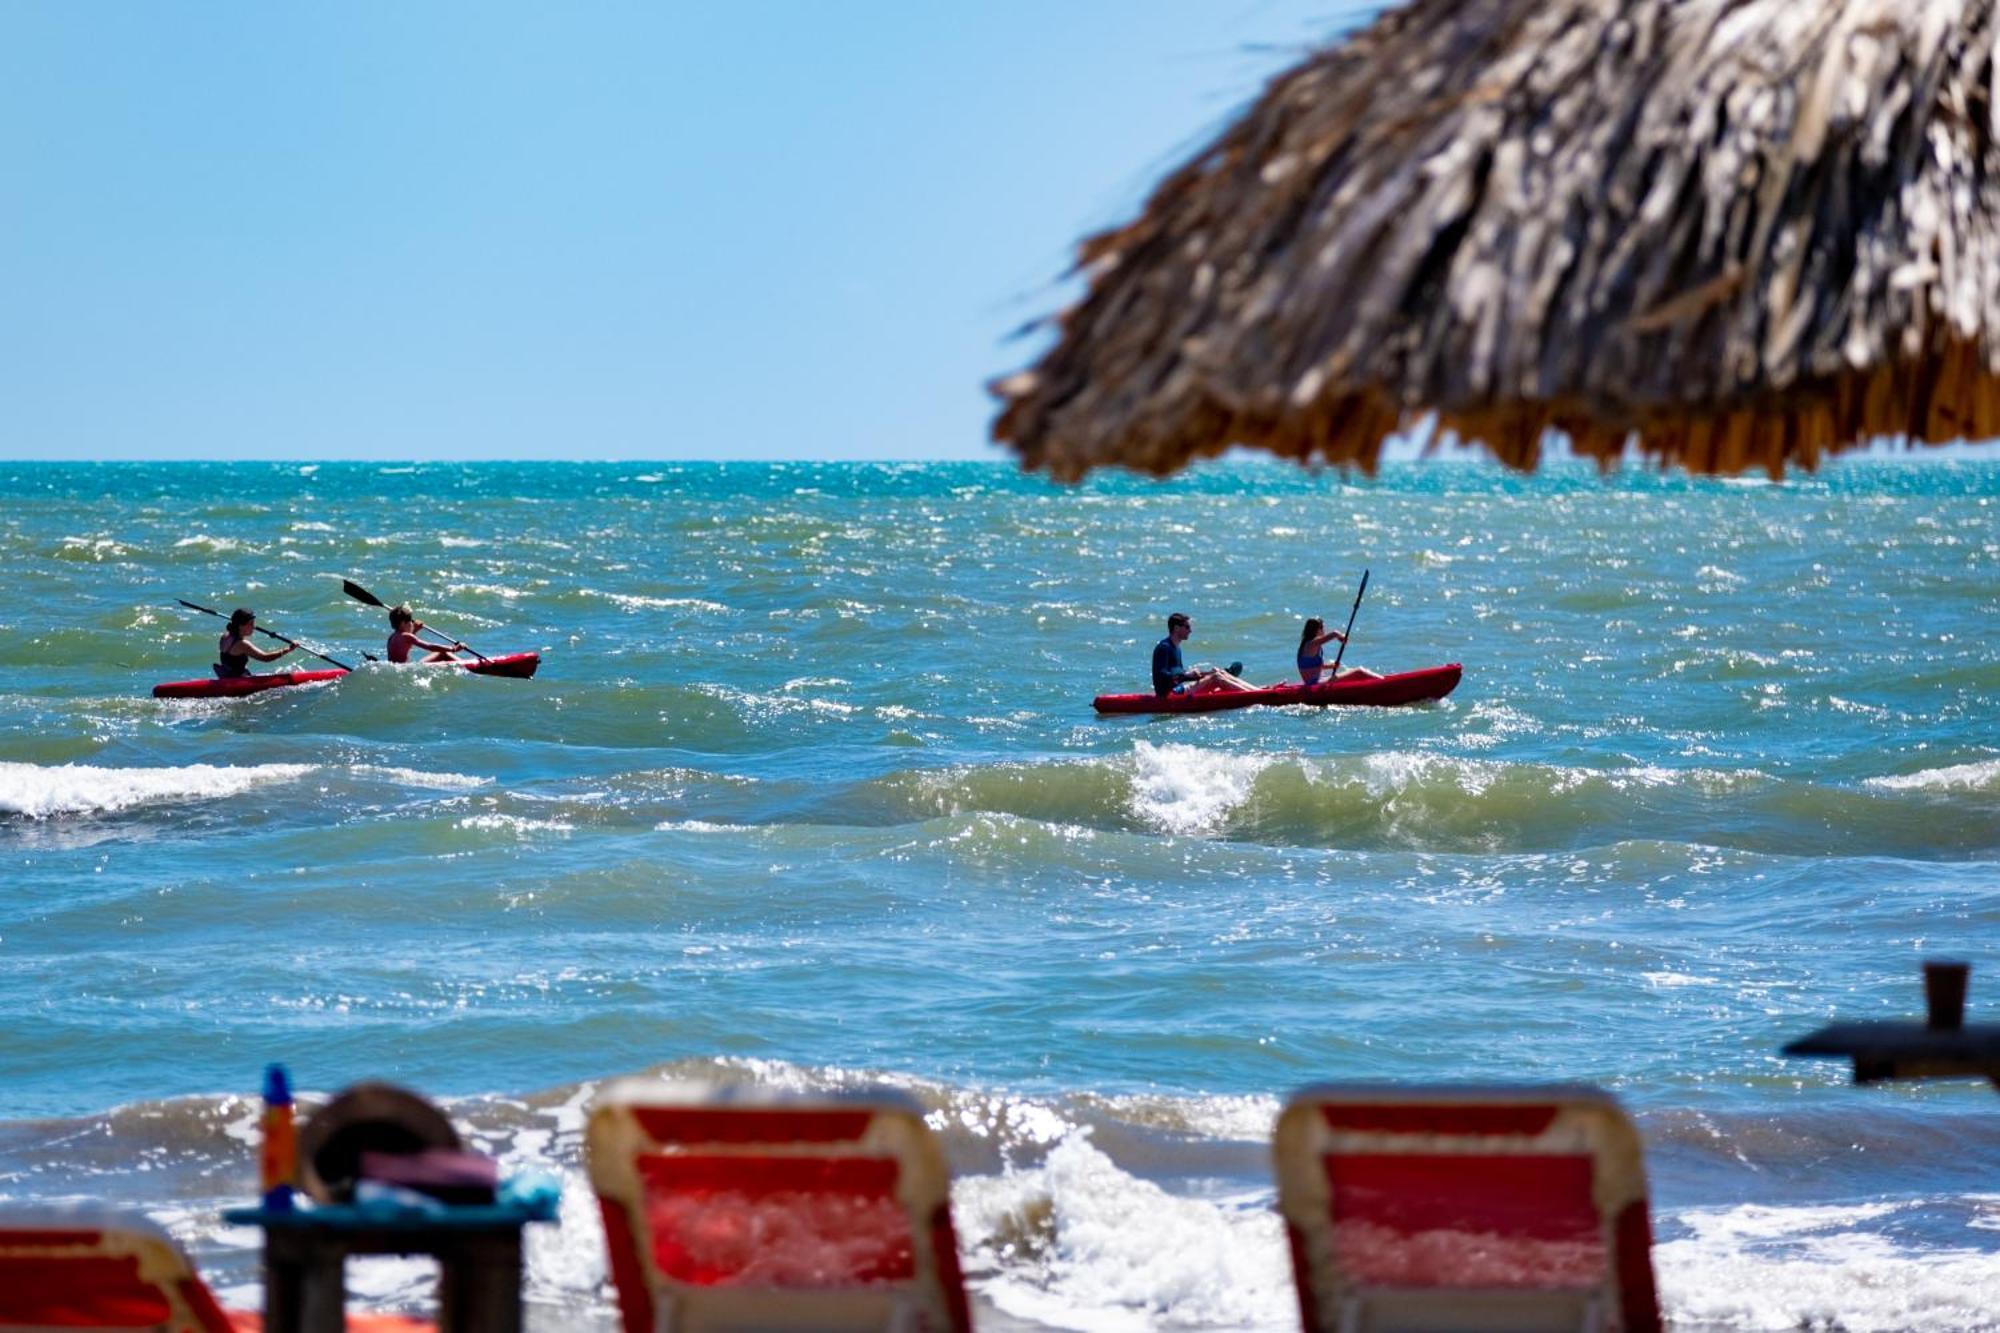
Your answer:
[151,652,540,700]
[152,668,348,699]
[1093,664,1461,715]
[459,652,540,681]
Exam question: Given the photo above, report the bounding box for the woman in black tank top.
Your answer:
[216,608,296,678]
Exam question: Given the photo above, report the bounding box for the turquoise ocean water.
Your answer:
[0,459,1995,1328]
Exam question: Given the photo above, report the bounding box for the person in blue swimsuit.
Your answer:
[1153,612,1253,696]
[1297,617,1381,685]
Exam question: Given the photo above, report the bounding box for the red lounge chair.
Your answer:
[586,1080,973,1332]
[1273,1085,1663,1333]
[0,1206,428,1331]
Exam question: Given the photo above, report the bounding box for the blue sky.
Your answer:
[0,3,1372,461]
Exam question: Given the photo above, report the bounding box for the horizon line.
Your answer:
[0,451,1992,468]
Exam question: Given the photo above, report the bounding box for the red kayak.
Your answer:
[1093,664,1461,714]
[152,652,540,700]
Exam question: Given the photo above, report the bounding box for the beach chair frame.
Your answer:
[586,1078,972,1333]
[0,1205,237,1332]
[1274,1084,1662,1333]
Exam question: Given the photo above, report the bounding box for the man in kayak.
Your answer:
[1297,617,1382,684]
[387,606,466,663]
[217,608,298,678]
[1154,612,1254,696]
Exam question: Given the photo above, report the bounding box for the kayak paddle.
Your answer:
[1329,569,1369,673]
[341,579,489,662]
[175,599,356,672]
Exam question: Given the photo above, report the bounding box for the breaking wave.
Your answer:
[0,761,316,819]
[8,1060,1996,1332]
[842,745,2000,857]
[1866,759,2000,795]
[1655,1202,2000,1333]
[0,761,489,820]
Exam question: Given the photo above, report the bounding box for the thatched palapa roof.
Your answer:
[993,0,2000,478]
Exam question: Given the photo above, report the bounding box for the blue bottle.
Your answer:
[259,1064,296,1213]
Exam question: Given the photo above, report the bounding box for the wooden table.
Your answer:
[223,1195,558,1333]
[1782,1021,2000,1087]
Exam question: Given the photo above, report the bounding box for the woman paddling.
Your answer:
[1297,616,1381,685]
[216,608,297,679]
[386,606,465,663]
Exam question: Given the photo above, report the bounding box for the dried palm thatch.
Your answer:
[994,0,2000,478]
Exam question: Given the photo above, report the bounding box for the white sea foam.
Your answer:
[1463,700,1540,740]
[955,1132,1294,1331]
[347,765,491,792]
[587,589,730,613]
[1125,742,1270,837]
[1357,749,1500,797]
[1655,1201,2000,1332]
[704,683,858,719]
[956,1181,2000,1333]
[1865,759,2000,794]
[0,762,315,819]
[457,813,574,836]
[781,676,850,692]
[56,535,132,559]
[934,1095,1074,1150]
[519,1164,611,1312]
[0,762,495,819]
[444,582,526,600]
[172,534,242,552]
[1641,971,1722,989]
[1092,1092,1280,1143]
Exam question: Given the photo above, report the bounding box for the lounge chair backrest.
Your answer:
[0,1207,235,1332]
[587,1080,972,1333]
[1274,1085,1662,1333]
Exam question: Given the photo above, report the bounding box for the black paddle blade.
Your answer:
[342,579,387,608]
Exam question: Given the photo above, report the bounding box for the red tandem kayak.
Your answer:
[1093,663,1461,714]
[152,652,540,700]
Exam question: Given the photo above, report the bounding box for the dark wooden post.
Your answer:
[1784,960,2000,1088]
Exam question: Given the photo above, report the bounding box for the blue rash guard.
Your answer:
[1152,637,1196,696]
